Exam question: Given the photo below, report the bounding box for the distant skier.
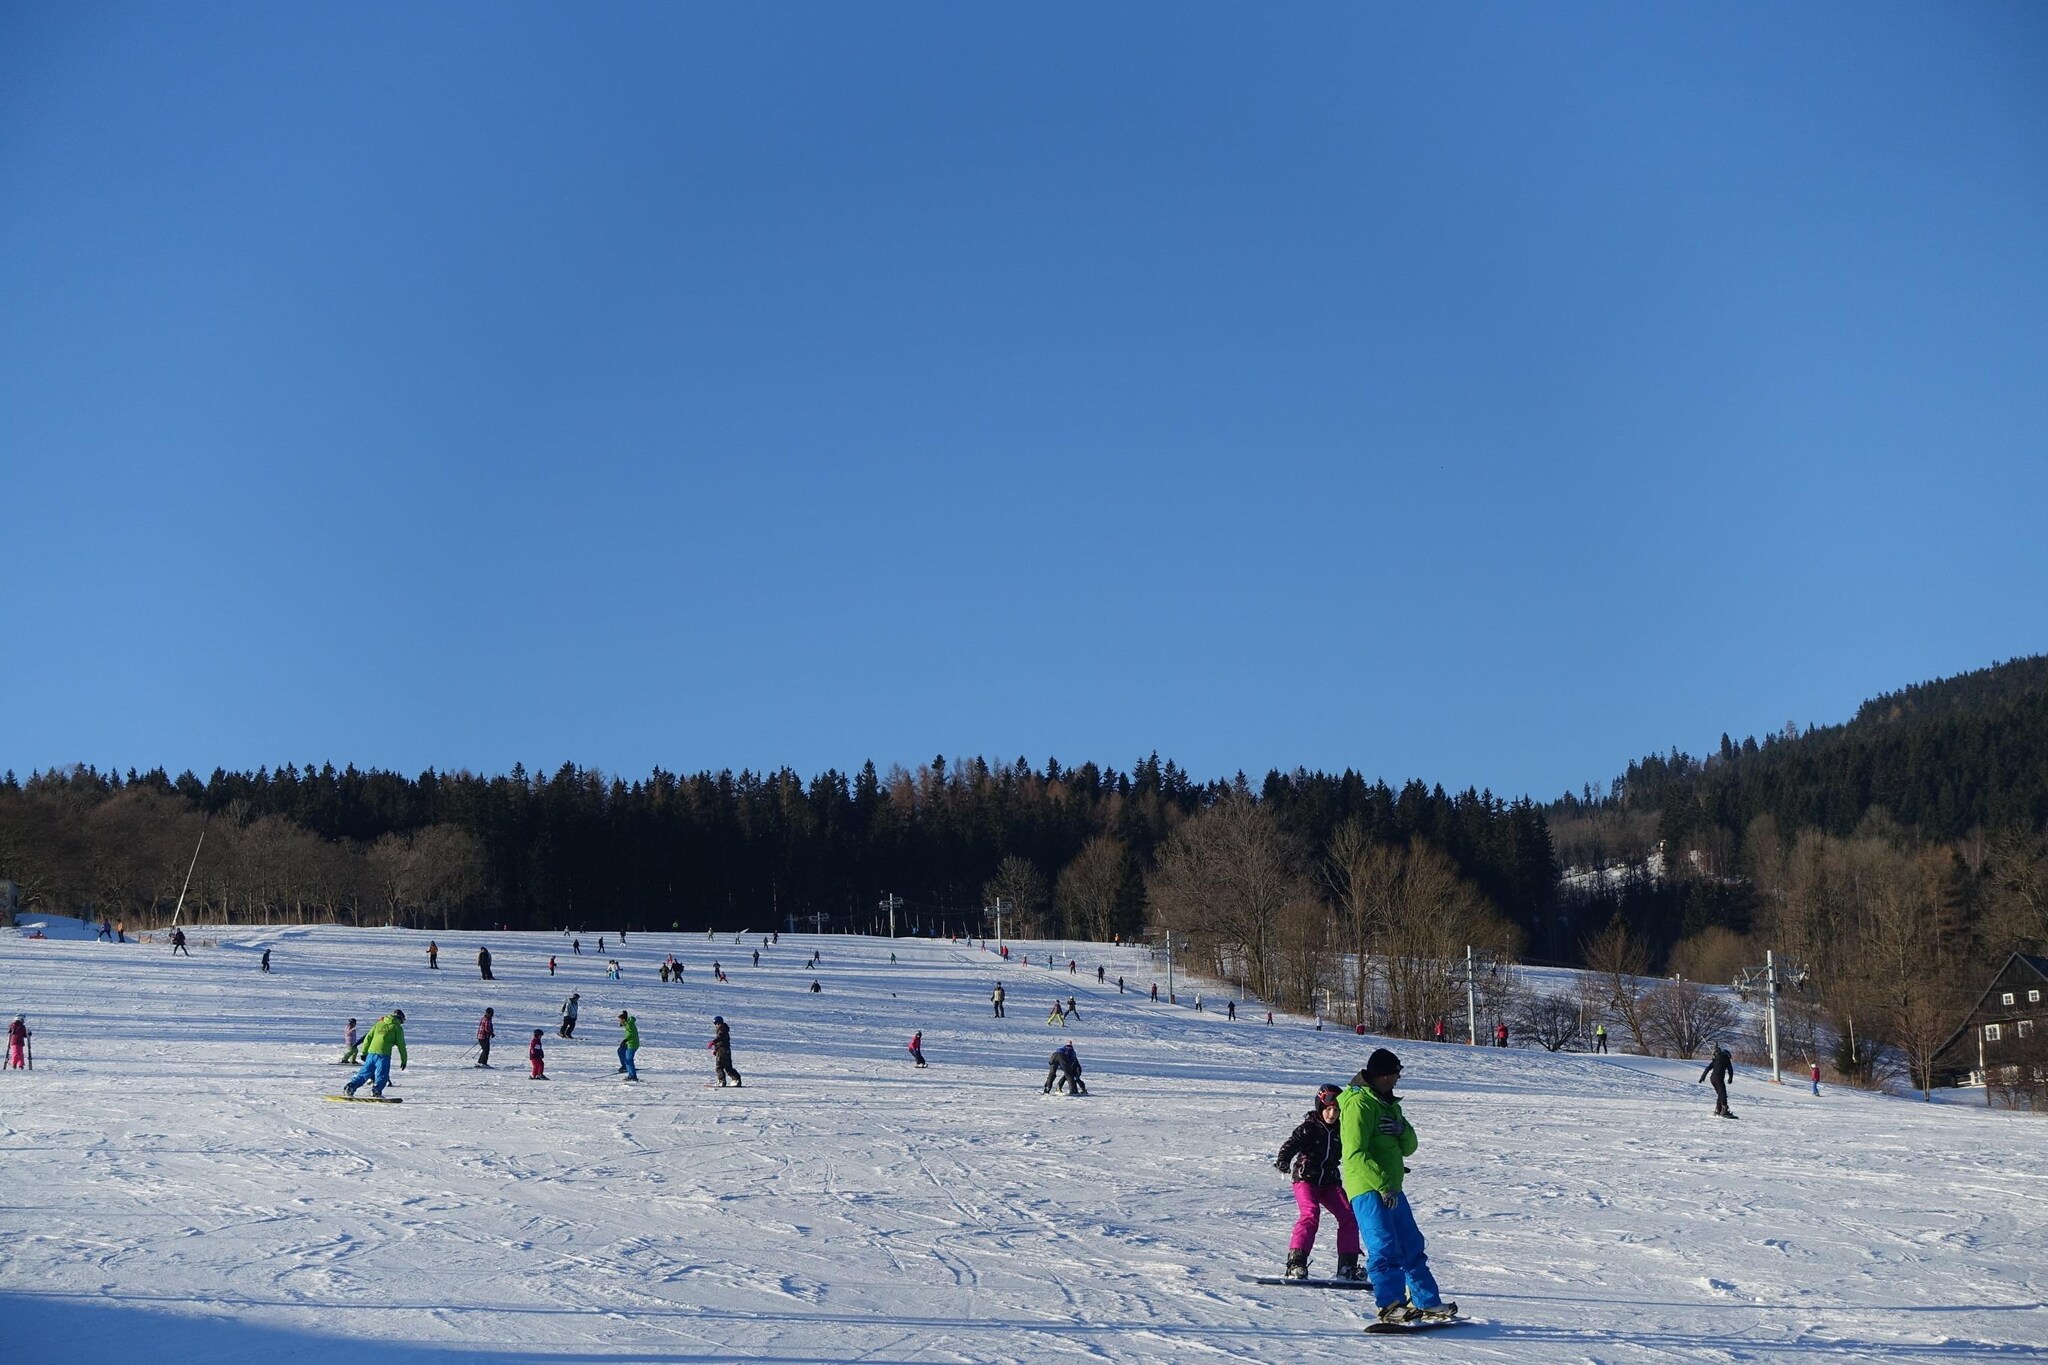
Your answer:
[548,955,557,977]
[616,1011,640,1080]
[1066,996,1079,1021]
[475,1008,496,1067]
[1047,1000,1066,1026]
[341,1017,360,1064]
[709,1015,742,1087]
[7,1015,30,1069]
[1150,983,1158,1003]
[260,949,271,973]
[991,984,1006,1018]
[752,949,759,967]
[1494,1021,1508,1048]
[1227,999,1236,1021]
[427,941,439,970]
[1700,1045,1736,1117]
[560,992,580,1038]
[1339,1049,1455,1325]
[1810,1060,1821,1096]
[478,946,494,981]
[529,1029,547,1079]
[808,979,821,993]
[1432,1018,1446,1044]
[1274,1083,1361,1282]
[572,939,581,955]
[908,1030,928,1068]
[342,1010,407,1099]
[1118,976,1125,993]
[1097,965,1105,983]
[1593,1023,1608,1053]
[171,928,189,956]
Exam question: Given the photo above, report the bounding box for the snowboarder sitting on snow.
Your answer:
[343,1010,408,1098]
[1700,1045,1735,1117]
[1339,1048,1455,1325]
[1274,1083,1362,1282]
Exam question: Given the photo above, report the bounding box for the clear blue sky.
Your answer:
[4,3,2045,801]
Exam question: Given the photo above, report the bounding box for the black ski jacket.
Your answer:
[1275,1110,1343,1186]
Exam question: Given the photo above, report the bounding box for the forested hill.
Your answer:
[1553,655,2048,859]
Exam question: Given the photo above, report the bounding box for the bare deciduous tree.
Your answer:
[984,855,1053,937]
[1581,916,1652,1052]
[1147,795,1308,1002]
[1510,990,1584,1052]
[1054,838,1134,943]
[1636,980,1738,1059]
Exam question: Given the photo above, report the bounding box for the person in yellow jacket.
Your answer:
[343,1010,408,1099]
[1338,1048,1456,1325]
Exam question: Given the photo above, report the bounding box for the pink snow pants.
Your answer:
[1290,1182,1360,1255]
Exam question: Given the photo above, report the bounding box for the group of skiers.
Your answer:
[336,1000,738,1090]
[1270,1048,1458,1326]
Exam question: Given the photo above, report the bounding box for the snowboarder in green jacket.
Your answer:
[616,1011,640,1080]
[1338,1048,1455,1325]
[343,1010,408,1098]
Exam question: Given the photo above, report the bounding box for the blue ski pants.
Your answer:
[618,1043,638,1079]
[1351,1190,1443,1311]
[347,1052,392,1094]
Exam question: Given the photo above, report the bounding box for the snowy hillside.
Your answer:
[2,919,2043,1363]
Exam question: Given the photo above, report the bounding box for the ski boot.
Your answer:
[1335,1253,1365,1282]
[1376,1300,1419,1325]
[1284,1250,1309,1281]
[1414,1301,1459,1322]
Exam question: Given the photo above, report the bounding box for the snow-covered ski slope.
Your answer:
[3,919,2043,1363]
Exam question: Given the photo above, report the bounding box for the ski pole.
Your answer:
[25,1035,32,1071]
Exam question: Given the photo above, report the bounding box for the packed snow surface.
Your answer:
[2,918,2044,1363]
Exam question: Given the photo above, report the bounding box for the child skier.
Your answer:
[6,1015,29,1069]
[1339,1048,1455,1325]
[341,1017,360,1064]
[1273,1083,1361,1281]
[475,1008,496,1067]
[529,1029,547,1079]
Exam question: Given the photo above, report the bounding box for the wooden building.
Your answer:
[1931,952,2048,1110]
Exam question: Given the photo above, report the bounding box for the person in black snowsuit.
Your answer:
[478,946,494,980]
[171,928,190,956]
[1274,1083,1363,1281]
[710,1015,743,1087]
[1700,1045,1736,1117]
[1044,1041,1086,1094]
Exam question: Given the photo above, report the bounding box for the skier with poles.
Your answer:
[475,1008,496,1067]
[6,1015,29,1070]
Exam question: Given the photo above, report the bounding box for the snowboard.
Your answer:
[1365,1316,1466,1335]
[327,1094,404,1103]
[1238,1273,1373,1291]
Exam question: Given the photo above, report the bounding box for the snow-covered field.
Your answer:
[2,917,2043,1364]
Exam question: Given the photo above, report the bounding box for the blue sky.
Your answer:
[4,3,2045,801]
